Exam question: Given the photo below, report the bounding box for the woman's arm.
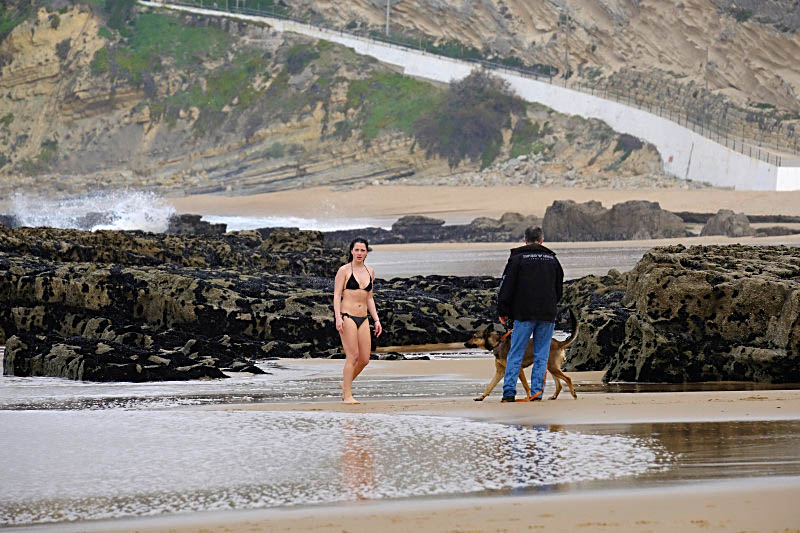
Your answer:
[367,267,381,336]
[333,266,345,332]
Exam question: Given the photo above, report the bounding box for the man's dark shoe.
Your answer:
[528,391,543,402]
[501,396,516,403]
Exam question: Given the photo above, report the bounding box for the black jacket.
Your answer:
[497,243,564,322]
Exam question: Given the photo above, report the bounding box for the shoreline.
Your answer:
[4,359,800,532]
[12,477,800,533]
[166,185,800,221]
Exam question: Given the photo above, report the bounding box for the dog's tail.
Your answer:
[554,308,579,349]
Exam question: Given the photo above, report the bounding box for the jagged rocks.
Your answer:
[166,214,227,236]
[4,334,230,382]
[0,225,501,380]
[560,269,631,372]
[542,200,687,241]
[324,212,541,245]
[699,209,755,237]
[605,245,800,383]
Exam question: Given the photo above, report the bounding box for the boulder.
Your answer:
[542,200,686,241]
[604,245,800,383]
[560,269,631,371]
[166,214,227,236]
[700,209,754,237]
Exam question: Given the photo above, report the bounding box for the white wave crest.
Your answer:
[9,192,176,233]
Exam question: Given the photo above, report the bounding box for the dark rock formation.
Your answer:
[4,334,231,381]
[0,224,339,276]
[672,212,800,224]
[606,245,800,383]
[0,226,500,381]
[559,269,632,372]
[543,200,687,241]
[0,214,19,228]
[324,212,541,246]
[167,214,227,236]
[700,209,755,237]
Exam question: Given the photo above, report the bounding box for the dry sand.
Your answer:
[167,185,800,221]
[46,359,800,533]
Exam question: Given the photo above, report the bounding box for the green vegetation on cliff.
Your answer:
[344,72,440,140]
[0,0,32,43]
[413,70,526,168]
[91,12,230,84]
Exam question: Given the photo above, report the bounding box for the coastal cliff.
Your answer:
[0,2,726,197]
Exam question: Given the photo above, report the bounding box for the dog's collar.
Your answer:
[501,329,513,341]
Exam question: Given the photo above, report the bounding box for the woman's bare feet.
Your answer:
[342,396,360,404]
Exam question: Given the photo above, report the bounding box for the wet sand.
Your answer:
[51,360,800,533]
[167,185,800,221]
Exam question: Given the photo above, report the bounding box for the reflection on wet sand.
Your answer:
[341,419,375,501]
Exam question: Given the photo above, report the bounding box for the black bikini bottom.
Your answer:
[341,313,368,329]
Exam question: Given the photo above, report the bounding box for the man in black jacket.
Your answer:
[496,227,564,402]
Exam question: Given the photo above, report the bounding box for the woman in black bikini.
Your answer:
[333,238,382,404]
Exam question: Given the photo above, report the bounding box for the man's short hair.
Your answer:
[525,227,543,243]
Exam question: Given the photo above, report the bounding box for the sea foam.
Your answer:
[8,191,176,233]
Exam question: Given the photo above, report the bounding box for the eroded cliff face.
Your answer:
[297,0,800,112]
[0,4,671,197]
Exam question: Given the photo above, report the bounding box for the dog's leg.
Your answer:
[549,367,577,399]
[475,361,505,401]
[519,368,531,398]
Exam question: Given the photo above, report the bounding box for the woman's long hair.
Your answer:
[347,238,369,263]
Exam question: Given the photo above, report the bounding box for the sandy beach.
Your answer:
[167,185,800,221]
[23,359,799,533]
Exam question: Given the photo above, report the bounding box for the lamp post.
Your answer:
[386,0,390,35]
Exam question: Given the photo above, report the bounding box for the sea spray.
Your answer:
[9,191,176,232]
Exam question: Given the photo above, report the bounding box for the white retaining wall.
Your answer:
[145,2,800,191]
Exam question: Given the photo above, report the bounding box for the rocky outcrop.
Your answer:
[700,209,755,237]
[166,214,227,236]
[605,245,800,383]
[0,225,500,381]
[324,212,541,245]
[560,269,631,372]
[0,224,339,275]
[542,200,687,241]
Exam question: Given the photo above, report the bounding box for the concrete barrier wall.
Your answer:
[145,2,800,191]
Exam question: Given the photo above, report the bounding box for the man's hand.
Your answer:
[498,316,508,326]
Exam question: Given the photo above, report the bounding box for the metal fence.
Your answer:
[150,0,800,167]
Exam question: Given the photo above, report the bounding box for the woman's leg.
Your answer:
[351,319,372,381]
[340,318,362,403]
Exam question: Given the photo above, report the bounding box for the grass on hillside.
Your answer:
[91,12,231,84]
[345,72,441,140]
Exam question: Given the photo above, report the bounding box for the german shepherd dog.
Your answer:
[466,309,579,401]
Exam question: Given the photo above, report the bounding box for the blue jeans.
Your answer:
[502,319,555,399]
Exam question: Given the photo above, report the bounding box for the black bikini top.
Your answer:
[345,264,373,291]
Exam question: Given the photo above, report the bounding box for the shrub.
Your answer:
[50,13,60,29]
[98,26,113,39]
[56,38,70,60]
[104,0,136,31]
[286,43,319,75]
[0,152,8,169]
[413,69,525,168]
[510,118,541,158]
[0,113,13,129]
[729,7,753,22]
[90,47,109,74]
